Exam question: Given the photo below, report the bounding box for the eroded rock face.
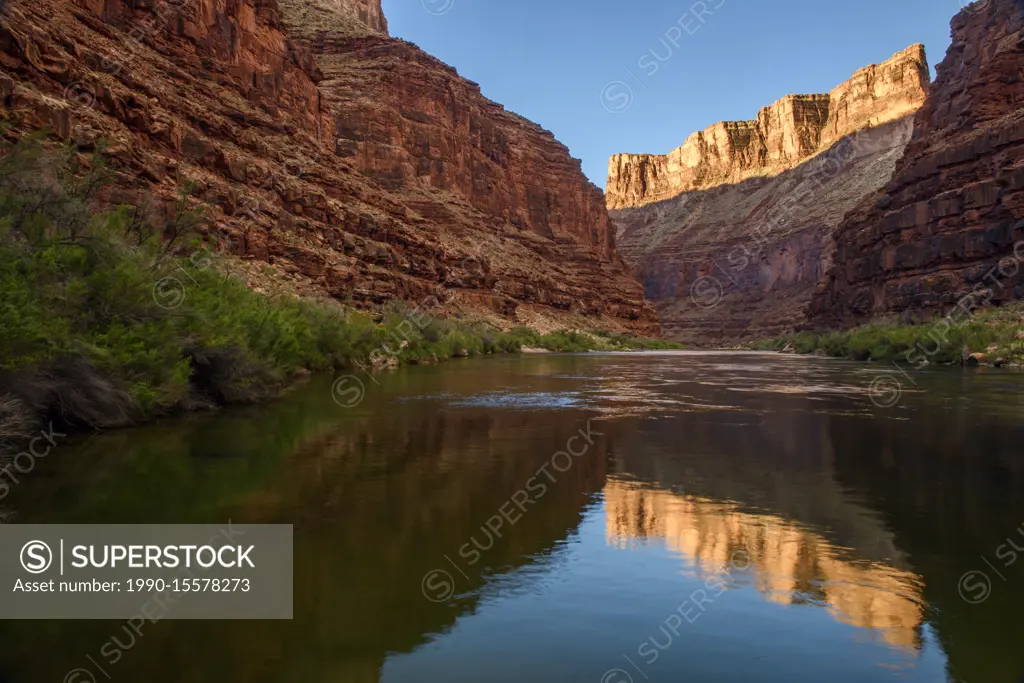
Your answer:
[276,0,387,38]
[614,119,916,344]
[0,0,658,334]
[606,45,929,210]
[812,0,1024,326]
[608,44,930,345]
[307,34,618,259]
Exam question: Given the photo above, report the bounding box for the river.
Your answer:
[2,352,1023,683]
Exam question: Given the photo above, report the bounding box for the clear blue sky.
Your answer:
[383,0,959,187]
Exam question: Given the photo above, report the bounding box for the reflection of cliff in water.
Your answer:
[599,367,1024,682]
[604,394,910,567]
[599,390,931,653]
[825,409,1024,683]
[7,353,1024,683]
[605,479,925,651]
[271,403,612,680]
[0,376,610,683]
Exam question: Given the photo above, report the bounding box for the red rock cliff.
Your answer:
[614,119,917,344]
[0,0,658,334]
[307,34,618,259]
[812,0,1024,326]
[608,46,929,345]
[607,45,929,210]
[277,0,387,37]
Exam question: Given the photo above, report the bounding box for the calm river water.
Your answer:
[3,352,1024,683]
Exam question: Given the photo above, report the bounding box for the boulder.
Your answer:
[965,353,990,367]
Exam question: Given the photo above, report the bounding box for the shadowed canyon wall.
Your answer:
[0,372,611,683]
[0,0,658,334]
[609,47,929,344]
[612,0,1024,344]
[812,0,1024,326]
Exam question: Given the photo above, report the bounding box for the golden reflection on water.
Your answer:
[604,479,926,652]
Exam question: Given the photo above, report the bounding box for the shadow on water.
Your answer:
[0,361,612,682]
[0,353,1022,682]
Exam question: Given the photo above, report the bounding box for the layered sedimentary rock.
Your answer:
[607,45,929,210]
[0,0,658,334]
[615,121,916,343]
[306,34,619,260]
[812,0,1024,325]
[609,47,928,344]
[276,0,388,38]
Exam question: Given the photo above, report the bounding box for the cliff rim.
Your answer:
[606,44,930,210]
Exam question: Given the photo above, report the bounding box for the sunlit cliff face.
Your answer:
[603,479,925,651]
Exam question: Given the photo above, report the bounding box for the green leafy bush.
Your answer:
[0,134,678,431]
[754,307,1024,366]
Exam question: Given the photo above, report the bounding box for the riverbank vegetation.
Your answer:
[752,305,1024,366]
[0,135,677,445]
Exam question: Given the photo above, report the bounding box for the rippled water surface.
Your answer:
[4,352,1024,683]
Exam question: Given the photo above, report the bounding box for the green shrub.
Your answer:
[756,306,1024,365]
[0,135,376,422]
[0,133,682,431]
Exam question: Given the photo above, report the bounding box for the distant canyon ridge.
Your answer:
[608,0,1024,344]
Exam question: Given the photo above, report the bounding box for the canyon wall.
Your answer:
[607,46,929,210]
[303,34,618,259]
[0,0,658,334]
[276,0,389,38]
[609,47,928,344]
[812,0,1024,326]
